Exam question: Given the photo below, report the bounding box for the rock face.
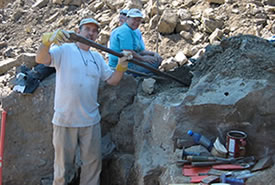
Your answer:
[182,35,275,156]
[1,74,138,185]
[2,35,275,185]
[1,75,55,185]
[127,35,275,185]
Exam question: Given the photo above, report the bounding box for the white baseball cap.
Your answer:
[79,18,100,28]
[127,8,144,18]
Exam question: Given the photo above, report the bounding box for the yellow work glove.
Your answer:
[116,51,133,72]
[42,29,69,47]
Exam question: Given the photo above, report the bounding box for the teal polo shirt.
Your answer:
[109,23,145,68]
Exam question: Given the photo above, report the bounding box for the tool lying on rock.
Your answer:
[212,162,254,170]
[199,169,253,178]
[221,175,245,185]
[66,32,189,86]
[201,175,220,184]
[176,160,191,167]
[177,155,255,168]
[186,156,239,162]
[199,169,230,176]
[182,149,200,160]
[188,157,239,166]
[251,155,273,172]
[191,156,255,169]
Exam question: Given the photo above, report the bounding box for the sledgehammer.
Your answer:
[67,32,189,86]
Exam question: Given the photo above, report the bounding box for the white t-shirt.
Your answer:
[49,43,113,127]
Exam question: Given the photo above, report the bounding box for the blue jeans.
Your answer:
[128,60,160,75]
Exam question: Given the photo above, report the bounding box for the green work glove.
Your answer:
[42,29,69,47]
[116,51,133,72]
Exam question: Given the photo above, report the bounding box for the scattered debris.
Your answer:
[211,137,228,158]
[142,78,156,94]
[251,155,273,172]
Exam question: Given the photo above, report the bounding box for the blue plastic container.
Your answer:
[187,130,213,151]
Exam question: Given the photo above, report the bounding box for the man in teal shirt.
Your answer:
[118,9,146,50]
[109,8,162,74]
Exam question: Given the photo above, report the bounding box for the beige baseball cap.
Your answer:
[79,18,100,28]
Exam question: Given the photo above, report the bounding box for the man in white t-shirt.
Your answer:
[35,18,132,185]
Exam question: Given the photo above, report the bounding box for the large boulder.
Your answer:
[126,36,275,185]
[157,9,178,34]
[0,53,36,75]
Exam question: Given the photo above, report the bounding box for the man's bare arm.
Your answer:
[106,71,124,86]
[128,50,155,64]
[36,44,51,65]
[107,50,132,85]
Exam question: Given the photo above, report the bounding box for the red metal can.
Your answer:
[226,130,247,158]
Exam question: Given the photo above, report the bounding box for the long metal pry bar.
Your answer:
[67,32,189,86]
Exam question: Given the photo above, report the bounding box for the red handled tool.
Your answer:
[0,110,7,185]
